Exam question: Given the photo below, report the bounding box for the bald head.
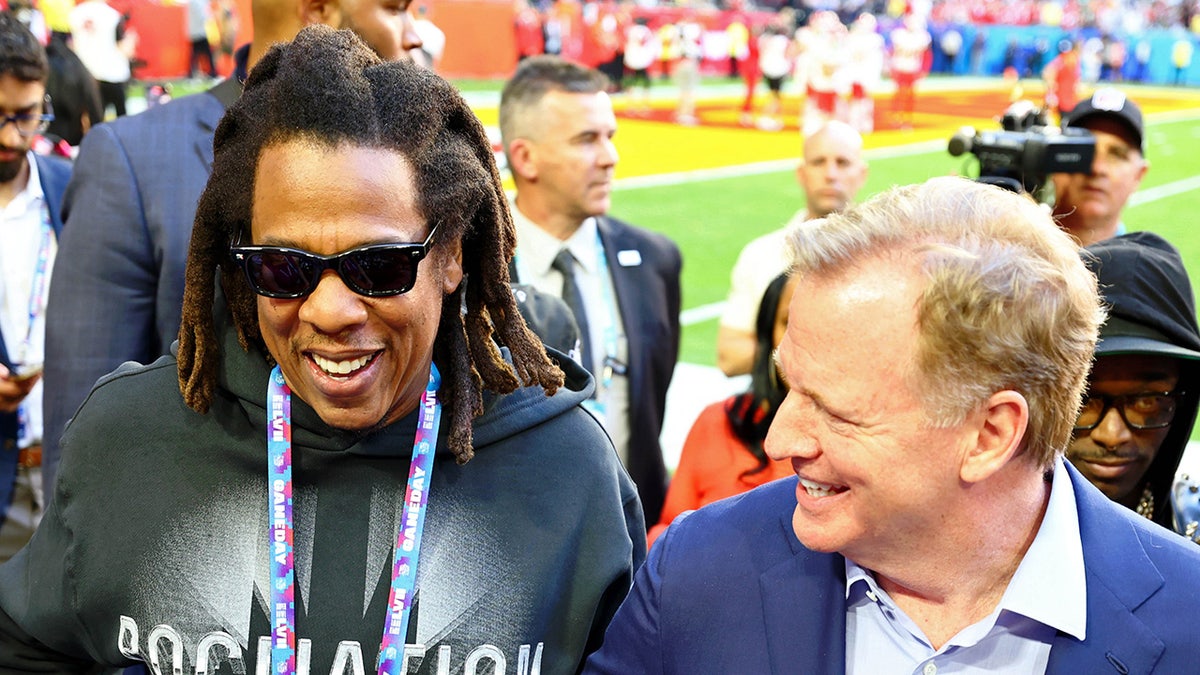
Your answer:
[797,121,868,220]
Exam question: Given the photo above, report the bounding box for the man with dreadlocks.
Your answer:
[0,26,644,674]
[41,0,425,500]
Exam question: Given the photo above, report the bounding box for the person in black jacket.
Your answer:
[1070,231,1200,534]
[43,33,102,147]
[0,26,644,672]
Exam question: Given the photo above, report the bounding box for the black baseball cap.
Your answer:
[1063,88,1145,154]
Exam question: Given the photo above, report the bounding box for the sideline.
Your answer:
[615,139,948,191]
[620,107,1200,194]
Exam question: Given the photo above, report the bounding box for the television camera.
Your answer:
[948,101,1096,200]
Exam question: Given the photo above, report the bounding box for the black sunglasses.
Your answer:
[230,225,438,299]
[1073,390,1186,432]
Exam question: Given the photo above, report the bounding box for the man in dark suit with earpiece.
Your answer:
[499,55,682,527]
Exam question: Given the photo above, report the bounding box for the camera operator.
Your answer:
[1052,88,1148,247]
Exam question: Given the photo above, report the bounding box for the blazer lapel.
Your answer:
[759,512,847,675]
[1046,465,1166,674]
[595,217,642,369]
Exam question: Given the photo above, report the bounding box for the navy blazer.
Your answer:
[586,463,1200,674]
[595,216,681,526]
[42,78,239,496]
[0,153,72,523]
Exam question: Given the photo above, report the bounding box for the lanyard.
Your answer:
[18,212,52,358]
[266,362,443,675]
[14,208,53,445]
[513,221,623,416]
[583,227,622,421]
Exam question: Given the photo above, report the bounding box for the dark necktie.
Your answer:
[551,248,594,372]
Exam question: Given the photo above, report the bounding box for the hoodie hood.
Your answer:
[472,347,595,448]
[1082,231,1200,527]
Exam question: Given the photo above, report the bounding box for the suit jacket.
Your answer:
[585,463,1200,674]
[512,215,682,524]
[0,153,72,523]
[596,216,681,525]
[42,78,240,497]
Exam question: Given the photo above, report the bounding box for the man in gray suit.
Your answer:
[41,0,424,496]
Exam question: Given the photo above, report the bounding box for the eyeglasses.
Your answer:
[0,96,54,138]
[230,225,438,299]
[1073,391,1186,431]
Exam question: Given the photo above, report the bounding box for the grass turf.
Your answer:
[608,105,1200,368]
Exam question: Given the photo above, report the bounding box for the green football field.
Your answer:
[608,112,1200,369]
[458,76,1200,454]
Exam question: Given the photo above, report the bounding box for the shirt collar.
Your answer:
[10,150,44,211]
[997,456,1087,640]
[511,201,601,276]
[844,457,1086,640]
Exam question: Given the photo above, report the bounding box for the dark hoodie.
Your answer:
[0,309,645,673]
[1081,231,1200,530]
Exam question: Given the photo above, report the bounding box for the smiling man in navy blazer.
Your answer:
[586,177,1200,674]
[500,56,681,527]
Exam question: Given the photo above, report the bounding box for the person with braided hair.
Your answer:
[0,25,644,674]
[41,0,425,503]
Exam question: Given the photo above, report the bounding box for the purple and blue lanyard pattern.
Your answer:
[267,362,443,675]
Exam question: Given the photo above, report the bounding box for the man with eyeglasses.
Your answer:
[1051,88,1148,247]
[1069,231,1200,535]
[0,27,643,672]
[0,12,71,563]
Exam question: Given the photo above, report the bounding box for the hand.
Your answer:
[0,364,40,413]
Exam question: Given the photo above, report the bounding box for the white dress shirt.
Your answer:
[510,204,631,464]
[0,153,53,448]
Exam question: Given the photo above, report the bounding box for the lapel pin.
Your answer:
[617,249,642,267]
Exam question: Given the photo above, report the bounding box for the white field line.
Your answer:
[1129,175,1200,207]
[616,139,948,191]
[681,170,1200,327]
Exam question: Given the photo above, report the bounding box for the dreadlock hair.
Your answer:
[177,25,563,464]
[0,11,48,83]
[726,272,792,480]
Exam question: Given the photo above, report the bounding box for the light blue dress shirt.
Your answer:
[845,458,1087,674]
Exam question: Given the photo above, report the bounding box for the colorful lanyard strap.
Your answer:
[15,212,53,444]
[267,362,443,675]
[512,222,623,417]
[19,212,52,356]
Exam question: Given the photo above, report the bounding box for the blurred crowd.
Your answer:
[513,0,1199,91]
